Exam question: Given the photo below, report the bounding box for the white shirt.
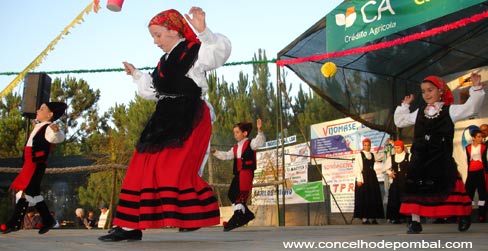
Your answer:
[26,121,65,146]
[213,132,266,160]
[131,28,232,99]
[97,209,109,228]
[394,86,485,128]
[470,144,482,162]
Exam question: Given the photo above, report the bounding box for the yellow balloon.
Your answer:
[321,62,337,78]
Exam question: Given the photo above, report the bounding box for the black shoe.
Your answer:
[178,227,200,232]
[458,216,471,232]
[407,221,422,234]
[371,219,378,224]
[361,220,370,225]
[98,227,142,242]
[38,218,56,235]
[35,201,55,235]
[223,210,255,232]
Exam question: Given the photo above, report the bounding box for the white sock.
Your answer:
[411,214,420,222]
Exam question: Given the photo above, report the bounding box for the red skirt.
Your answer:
[113,105,220,229]
[10,147,36,191]
[400,174,471,218]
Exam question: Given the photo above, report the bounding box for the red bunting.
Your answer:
[276,11,488,67]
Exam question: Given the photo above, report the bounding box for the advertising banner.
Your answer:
[326,0,484,53]
[311,117,389,213]
[252,143,323,205]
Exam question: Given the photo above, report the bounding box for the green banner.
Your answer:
[292,181,324,202]
[326,0,485,52]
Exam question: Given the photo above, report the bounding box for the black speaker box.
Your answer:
[21,73,51,118]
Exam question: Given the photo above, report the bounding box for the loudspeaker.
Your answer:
[21,73,51,118]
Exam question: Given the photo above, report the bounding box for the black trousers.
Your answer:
[465,169,487,202]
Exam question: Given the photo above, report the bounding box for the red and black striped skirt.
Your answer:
[112,105,220,229]
[400,174,472,218]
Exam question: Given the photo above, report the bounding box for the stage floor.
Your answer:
[1,223,487,251]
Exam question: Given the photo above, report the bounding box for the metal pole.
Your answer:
[276,65,285,227]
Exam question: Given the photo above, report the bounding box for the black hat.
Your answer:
[45,102,67,121]
[99,203,109,209]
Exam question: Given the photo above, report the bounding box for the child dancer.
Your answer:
[211,119,265,231]
[465,129,488,222]
[394,73,485,234]
[99,7,231,241]
[1,102,67,235]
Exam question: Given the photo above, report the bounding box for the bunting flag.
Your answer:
[0,1,100,99]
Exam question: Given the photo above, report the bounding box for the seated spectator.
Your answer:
[97,203,110,229]
[74,208,88,229]
[23,208,40,230]
[86,210,97,229]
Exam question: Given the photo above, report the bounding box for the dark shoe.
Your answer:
[178,227,200,232]
[223,210,255,232]
[407,221,422,234]
[479,206,486,223]
[35,201,55,235]
[1,198,28,234]
[361,220,370,225]
[371,219,378,224]
[458,216,471,232]
[38,218,56,235]
[98,227,142,242]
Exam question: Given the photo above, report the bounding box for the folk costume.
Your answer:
[465,141,488,222]
[384,140,410,223]
[103,9,231,241]
[1,102,67,235]
[394,75,485,233]
[212,128,265,231]
[353,139,385,224]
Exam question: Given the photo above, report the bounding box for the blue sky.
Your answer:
[0,0,343,113]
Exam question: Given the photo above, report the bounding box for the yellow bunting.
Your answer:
[321,62,337,78]
[0,1,98,99]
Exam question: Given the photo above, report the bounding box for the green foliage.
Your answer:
[77,170,126,212]
[0,92,26,157]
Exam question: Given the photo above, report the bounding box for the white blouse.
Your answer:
[131,28,232,100]
[213,132,266,160]
[26,121,65,146]
[394,86,485,128]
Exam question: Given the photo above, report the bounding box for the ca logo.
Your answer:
[335,6,356,28]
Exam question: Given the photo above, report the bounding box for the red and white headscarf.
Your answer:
[422,75,454,105]
[148,9,200,44]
